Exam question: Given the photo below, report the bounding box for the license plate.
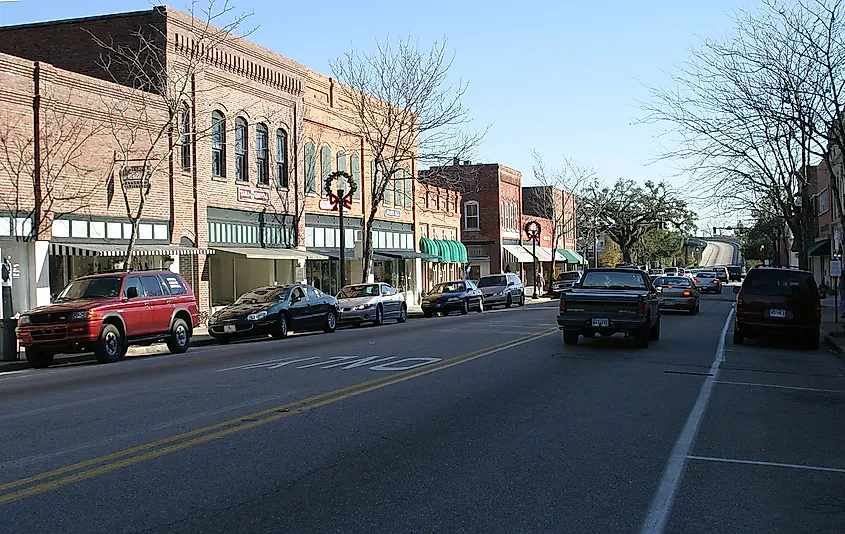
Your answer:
[769,309,787,318]
[591,318,609,327]
[223,325,236,333]
[663,299,675,305]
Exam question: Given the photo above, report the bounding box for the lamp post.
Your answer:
[327,170,355,290]
[525,220,541,299]
[337,180,346,289]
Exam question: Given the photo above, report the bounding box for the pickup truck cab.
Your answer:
[557,268,660,348]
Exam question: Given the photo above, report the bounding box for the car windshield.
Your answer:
[477,275,507,287]
[433,282,465,293]
[654,276,691,287]
[234,287,290,305]
[56,277,123,300]
[557,272,581,281]
[581,271,647,290]
[337,285,380,299]
[744,271,816,297]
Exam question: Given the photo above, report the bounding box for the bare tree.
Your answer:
[0,91,104,240]
[528,151,594,290]
[90,1,253,268]
[331,36,486,282]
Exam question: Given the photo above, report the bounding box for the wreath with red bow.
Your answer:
[324,170,357,211]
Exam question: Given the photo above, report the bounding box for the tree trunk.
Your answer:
[362,207,377,283]
[124,218,140,271]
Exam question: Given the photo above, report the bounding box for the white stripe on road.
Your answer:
[716,380,845,395]
[687,455,845,474]
[640,308,734,534]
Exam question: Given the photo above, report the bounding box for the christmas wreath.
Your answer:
[324,170,357,210]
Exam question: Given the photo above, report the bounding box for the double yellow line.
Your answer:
[0,327,555,504]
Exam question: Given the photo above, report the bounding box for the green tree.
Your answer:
[599,239,622,267]
[640,229,683,266]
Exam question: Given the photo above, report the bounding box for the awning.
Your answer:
[448,240,468,263]
[502,244,534,263]
[376,250,440,260]
[215,247,327,260]
[808,239,831,257]
[523,245,553,262]
[50,243,215,256]
[570,250,587,264]
[418,238,468,263]
[419,237,440,262]
[557,249,581,263]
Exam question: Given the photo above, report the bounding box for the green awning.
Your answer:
[808,239,830,257]
[448,240,468,263]
[557,249,580,263]
[570,250,587,264]
[419,237,441,262]
[437,240,452,263]
[418,238,467,263]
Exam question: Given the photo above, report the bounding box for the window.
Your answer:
[404,170,412,209]
[320,146,331,197]
[464,200,480,230]
[123,277,144,298]
[818,188,830,215]
[291,287,306,302]
[305,142,316,193]
[256,123,269,184]
[337,151,347,173]
[162,274,187,295]
[276,129,288,188]
[350,154,361,200]
[395,170,403,206]
[211,111,225,177]
[384,171,393,206]
[306,286,321,300]
[140,275,166,297]
[235,117,248,181]
[180,102,191,172]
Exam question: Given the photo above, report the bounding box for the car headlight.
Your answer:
[354,303,375,310]
[70,310,89,321]
[208,314,218,325]
[247,311,268,321]
[446,297,460,302]
[18,315,30,325]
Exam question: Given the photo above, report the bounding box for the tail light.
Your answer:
[683,290,692,296]
[736,289,743,312]
[712,280,719,284]
[559,296,566,313]
[693,278,699,284]
[637,297,646,316]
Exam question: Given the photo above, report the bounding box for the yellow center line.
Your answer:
[0,328,555,504]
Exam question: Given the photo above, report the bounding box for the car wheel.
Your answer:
[94,323,124,364]
[323,311,338,333]
[718,286,722,294]
[270,314,288,339]
[423,310,433,318]
[563,330,579,345]
[374,304,385,326]
[650,316,661,340]
[520,294,525,306]
[460,300,469,315]
[505,294,512,308]
[25,347,54,369]
[695,302,700,314]
[807,330,820,350]
[477,299,484,313]
[732,328,744,345]
[397,304,408,323]
[166,318,191,354]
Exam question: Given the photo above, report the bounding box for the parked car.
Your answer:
[208,284,339,343]
[551,271,582,297]
[726,265,744,282]
[695,271,722,293]
[557,268,660,348]
[336,283,408,326]
[477,273,525,307]
[421,280,484,317]
[652,276,700,314]
[16,270,198,368]
[733,266,824,349]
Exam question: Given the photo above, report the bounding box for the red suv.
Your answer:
[16,270,199,368]
[733,266,824,349]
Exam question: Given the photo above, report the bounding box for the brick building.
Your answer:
[808,161,834,286]
[415,179,464,289]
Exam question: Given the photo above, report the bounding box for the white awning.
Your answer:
[525,246,554,262]
[50,243,215,256]
[502,244,534,263]
[214,246,328,260]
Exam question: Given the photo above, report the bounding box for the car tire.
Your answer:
[650,316,661,340]
[807,330,820,350]
[460,300,469,315]
[166,318,191,354]
[477,299,484,313]
[563,330,579,345]
[733,328,744,345]
[374,305,385,326]
[423,310,433,318]
[505,294,512,308]
[695,302,700,314]
[397,304,408,323]
[25,347,54,369]
[635,327,650,348]
[94,323,125,364]
[520,294,525,306]
[217,336,231,345]
[323,311,338,333]
[270,314,289,339]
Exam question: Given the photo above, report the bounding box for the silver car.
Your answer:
[336,283,408,326]
[477,273,525,308]
[653,276,700,314]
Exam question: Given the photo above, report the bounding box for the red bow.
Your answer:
[328,192,353,211]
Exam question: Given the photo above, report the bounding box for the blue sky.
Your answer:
[0,0,760,227]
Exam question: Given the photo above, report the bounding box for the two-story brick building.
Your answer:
[808,160,834,286]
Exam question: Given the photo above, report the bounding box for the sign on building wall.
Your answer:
[237,187,270,205]
[120,166,151,189]
[319,199,334,211]
[384,208,401,218]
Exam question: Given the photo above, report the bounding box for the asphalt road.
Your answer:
[700,240,736,267]
[1,293,844,533]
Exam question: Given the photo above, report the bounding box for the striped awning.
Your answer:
[50,243,215,256]
[217,247,327,260]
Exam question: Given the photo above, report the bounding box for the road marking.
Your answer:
[716,380,845,394]
[0,327,555,504]
[687,455,845,474]
[640,308,734,534]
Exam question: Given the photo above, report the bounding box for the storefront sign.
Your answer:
[295,266,306,282]
[120,166,151,189]
[831,259,841,277]
[384,208,401,218]
[319,199,334,211]
[237,187,270,205]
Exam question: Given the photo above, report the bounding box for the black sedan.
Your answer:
[421,280,484,317]
[208,284,339,344]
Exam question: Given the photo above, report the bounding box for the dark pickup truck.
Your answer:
[556,268,660,348]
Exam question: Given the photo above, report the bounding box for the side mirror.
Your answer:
[50,293,58,303]
[655,287,662,293]
[508,281,515,286]
[126,286,139,299]
[733,286,741,294]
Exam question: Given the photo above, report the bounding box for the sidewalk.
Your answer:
[820,299,845,354]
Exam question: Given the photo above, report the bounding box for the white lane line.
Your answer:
[640,308,734,534]
[687,455,845,474]
[716,380,845,395]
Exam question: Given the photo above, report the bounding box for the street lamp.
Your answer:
[525,220,541,299]
[337,180,347,289]
[326,170,356,290]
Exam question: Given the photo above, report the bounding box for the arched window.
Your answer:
[336,151,347,173]
[180,102,191,172]
[235,117,248,181]
[394,169,403,206]
[320,146,331,197]
[404,169,412,209]
[256,123,268,184]
[464,200,480,230]
[350,154,361,200]
[211,111,226,177]
[276,129,288,188]
[305,142,316,193]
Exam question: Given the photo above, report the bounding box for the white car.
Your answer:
[336,283,408,325]
[693,271,722,293]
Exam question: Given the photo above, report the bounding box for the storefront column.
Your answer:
[169,254,180,274]
[33,241,51,308]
